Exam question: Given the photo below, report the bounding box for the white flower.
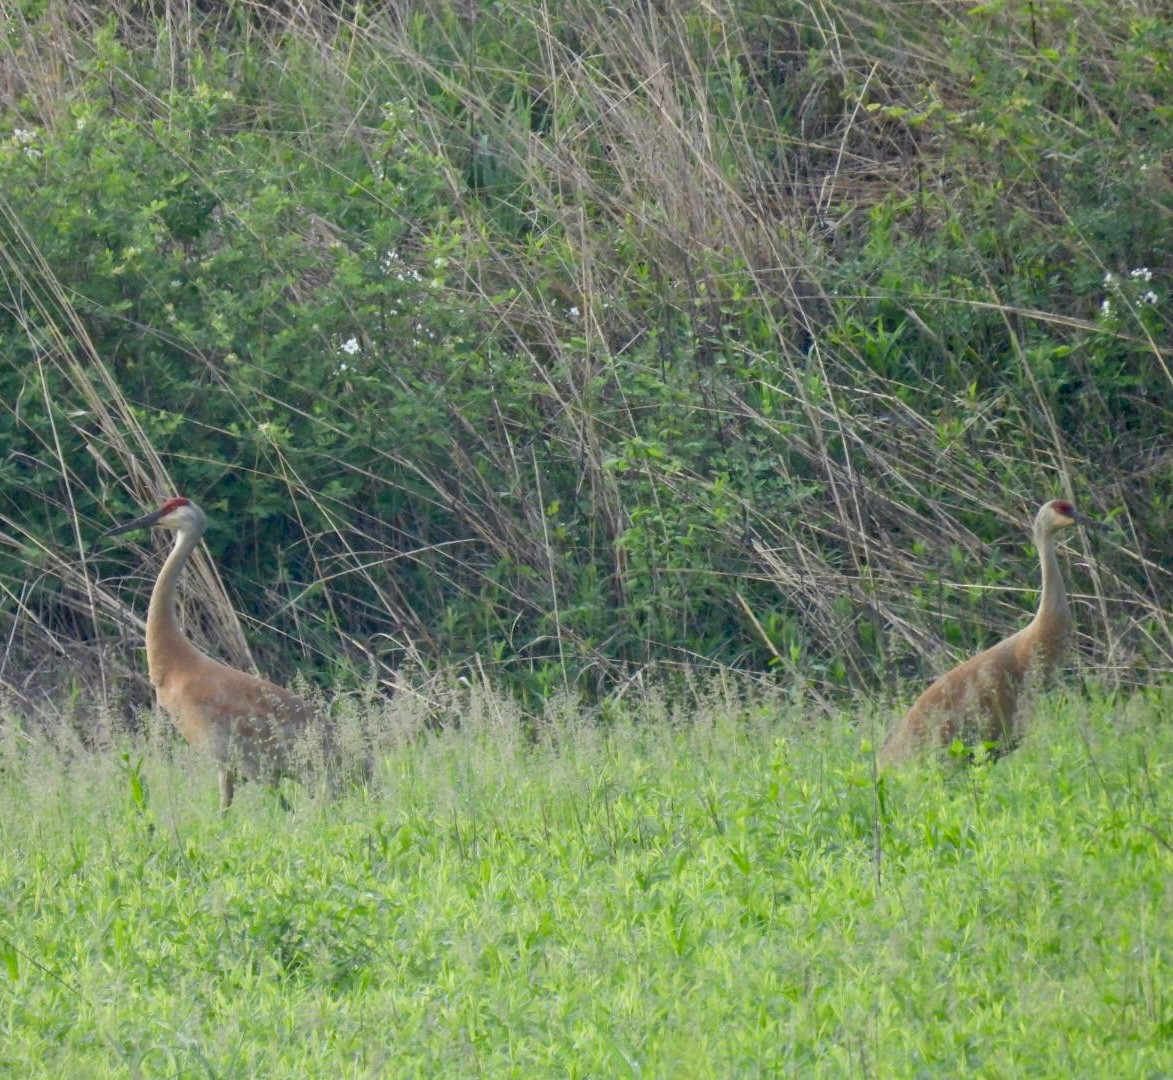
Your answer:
[568,305,580,320]
[1142,290,1158,305]
[12,127,42,158]
[340,336,361,355]
[1103,271,1116,286]
[1100,299,1112,316]
[1130,267,1153,282]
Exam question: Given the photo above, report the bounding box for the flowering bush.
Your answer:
[0,0,1168,709]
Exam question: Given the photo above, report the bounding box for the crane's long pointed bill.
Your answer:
[102,507,168,538]
[1073,510,1107,531]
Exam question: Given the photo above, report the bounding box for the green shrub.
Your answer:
[0,0,1167,714]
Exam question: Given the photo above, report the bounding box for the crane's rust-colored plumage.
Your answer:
[879,500,1101,767]
[105,497,339,809]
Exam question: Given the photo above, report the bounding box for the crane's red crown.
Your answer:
[1049,500,1075,517]
[158,496,192,514]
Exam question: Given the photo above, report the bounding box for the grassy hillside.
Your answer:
[0,0,1168,715]
[1,683,1170,1076]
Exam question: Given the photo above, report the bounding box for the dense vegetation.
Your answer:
[0,0,1163,708]
[0,0,1170,713]
[1,6,1170,1073]
[1,684,1171,1076]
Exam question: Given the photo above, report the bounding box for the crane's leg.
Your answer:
[219,767,235,812]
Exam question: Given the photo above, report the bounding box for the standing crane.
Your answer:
[879,500,1102,767]
[105,496,339,810]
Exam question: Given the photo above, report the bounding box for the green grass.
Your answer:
[1,683,1170,1077]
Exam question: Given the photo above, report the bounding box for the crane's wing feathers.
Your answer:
[157,655,326,780]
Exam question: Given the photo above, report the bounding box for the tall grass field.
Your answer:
[1,682,1169,1077]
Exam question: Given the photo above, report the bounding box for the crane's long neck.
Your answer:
[146,525,206,682]
[1029,523,1072,663]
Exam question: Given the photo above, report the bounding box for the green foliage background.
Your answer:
[0,0,1169,712]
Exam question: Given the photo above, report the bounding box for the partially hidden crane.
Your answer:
[105,496,343,810]
[879,500,1102,767]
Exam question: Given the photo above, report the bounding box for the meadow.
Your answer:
[2,680,1169,1078]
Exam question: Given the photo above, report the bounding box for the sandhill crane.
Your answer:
[879,500,1102,767]
[105,496,340,810]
